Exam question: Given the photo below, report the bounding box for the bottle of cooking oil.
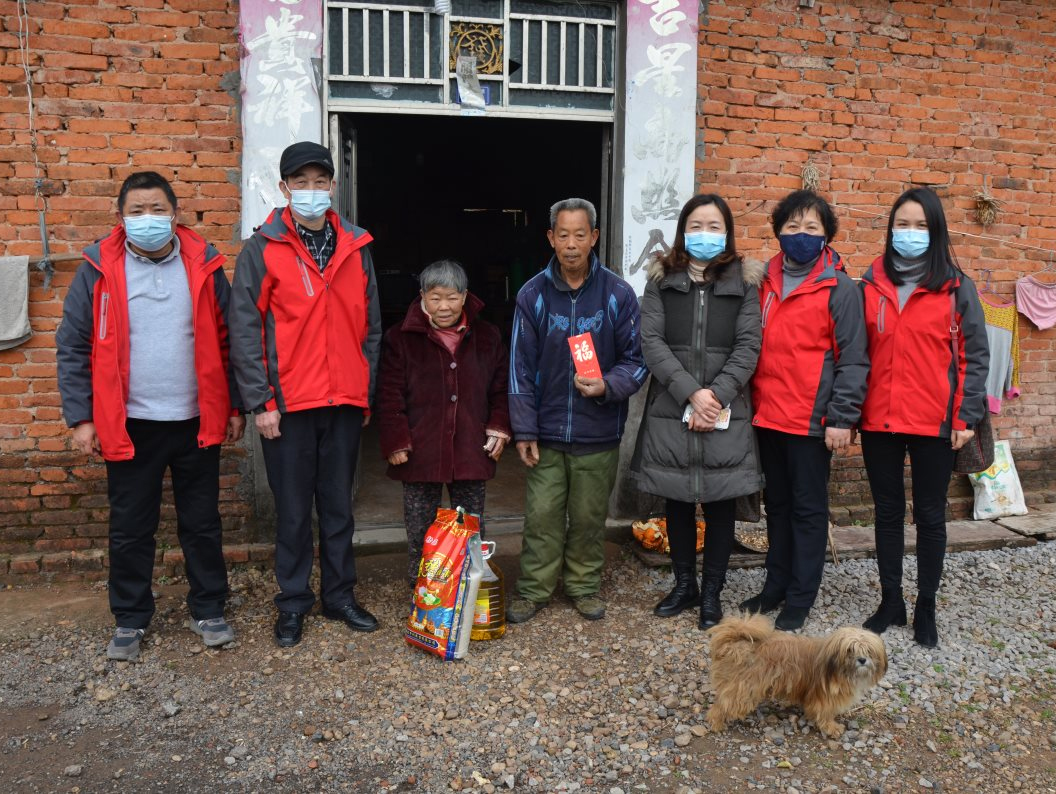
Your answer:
[471,540,506,640]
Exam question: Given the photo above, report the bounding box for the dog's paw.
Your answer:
[705,708,726,733]
[817,720,845,739]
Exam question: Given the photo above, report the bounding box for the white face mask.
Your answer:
[283,183,332,221]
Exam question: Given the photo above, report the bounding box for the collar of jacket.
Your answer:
[861,255,960,298]
[400,291,485,334]
[647,256,766,296]
[258,206,372,252]
[764,246,843,295]
[84,224,219,280]
[545,251,600,291]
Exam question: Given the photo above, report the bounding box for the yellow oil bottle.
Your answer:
[470,540,506,640]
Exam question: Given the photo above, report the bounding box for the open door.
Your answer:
[329,113,358,224]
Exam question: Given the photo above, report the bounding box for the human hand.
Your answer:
[255,409,282,440]
[388,450,409,465]
[690,389,722,423]
[825,426,852,452]
[484,435,507,461]
[71,422,100,456]
[362,413,371,428]
[573,375,606,399]
[687,411,715,432]
[951,428,975,451]
[226,415,246,443]
[516,440,540,468]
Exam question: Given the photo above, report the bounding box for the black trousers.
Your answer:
[757,428,833,609]
[666,498,736,576]
[105,418,228,630]
[260,406,363,613]
[402,480,487,583]
[861,430,954,598]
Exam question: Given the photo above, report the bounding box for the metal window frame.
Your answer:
[322,0,619,123]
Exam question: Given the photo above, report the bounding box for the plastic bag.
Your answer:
[405,507,485,660]
[968,440,1028,520]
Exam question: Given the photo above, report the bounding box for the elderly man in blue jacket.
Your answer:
[507,198,647,623]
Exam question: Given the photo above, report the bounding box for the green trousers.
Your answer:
[516,446,619,603]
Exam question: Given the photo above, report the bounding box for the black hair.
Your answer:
[882,187,960,291]
[118,171,177,213]
[658,193,741,277]
[770,189,838,242]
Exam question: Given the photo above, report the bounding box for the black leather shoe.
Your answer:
[322,600,379,633]
[274,611,304,647]
[775,605,809,631]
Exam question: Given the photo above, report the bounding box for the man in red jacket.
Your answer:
[57,171,245,662]
[230,142,382,647]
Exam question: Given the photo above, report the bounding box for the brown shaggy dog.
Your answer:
[706,613,887,738]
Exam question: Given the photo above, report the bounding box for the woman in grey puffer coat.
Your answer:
[631,194,764,629]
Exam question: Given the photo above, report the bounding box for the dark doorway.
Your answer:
[342,112,608,527]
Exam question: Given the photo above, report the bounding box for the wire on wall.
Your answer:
[17,0,53,288]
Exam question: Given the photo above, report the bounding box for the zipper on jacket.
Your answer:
[98,292,109,340]
[297,257,315,297]
[566,296,577,443]
[693,286,706,502]
[877,295,887,334]
[760,290,776,328]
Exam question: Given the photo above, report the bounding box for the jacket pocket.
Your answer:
[296,257,315,297]
[98,292,109,340]
[876,295,887,334]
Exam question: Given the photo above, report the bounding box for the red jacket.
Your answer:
[56,226,234,461]
[751,247,869,437]
[376,294,510,483]
[229,207,381,415]
[860,258,989,437]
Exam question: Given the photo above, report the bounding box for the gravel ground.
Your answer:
[1,541,1054,793]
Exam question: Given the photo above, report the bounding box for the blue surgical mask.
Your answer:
[778,232,826,265]
[287,188,332,221]
[123,214,174,252]
[684,231,727,262]
[891,229,930,259]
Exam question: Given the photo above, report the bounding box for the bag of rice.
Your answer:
[405,506,485,660]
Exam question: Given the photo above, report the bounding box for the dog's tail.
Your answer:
[708,612,774,661]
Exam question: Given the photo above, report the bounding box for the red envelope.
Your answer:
[568,332,602,379]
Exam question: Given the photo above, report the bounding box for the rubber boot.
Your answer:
[698,570,725,630]
[862,588,908,634]
[913,595,938,648]
[653,563,699,617]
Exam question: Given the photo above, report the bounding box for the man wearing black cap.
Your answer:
[230,141,382,647]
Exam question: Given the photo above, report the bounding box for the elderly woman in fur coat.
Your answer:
[377,259,511,584]
[631,194,764,629]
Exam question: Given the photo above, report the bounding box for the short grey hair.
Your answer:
[550,198,597,230]
[419,259,468,293]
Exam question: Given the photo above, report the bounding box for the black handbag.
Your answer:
[949,290,995,474]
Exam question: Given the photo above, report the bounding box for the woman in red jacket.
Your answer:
[859,187,989,647]
[740,190,869,631]
[377,260,511,583]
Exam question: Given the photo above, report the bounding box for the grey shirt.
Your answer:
[781,255,819,299]
[124,236,199,421]
[891,254,928,309]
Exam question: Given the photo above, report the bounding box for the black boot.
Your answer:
[698,571,725,630]
[863,588,908,634]
[913,595,938,648]
[654,563,699,617]
[739,590,783,614]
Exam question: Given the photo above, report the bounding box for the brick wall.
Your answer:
[696,0,1056,520]
[0,0,251,578]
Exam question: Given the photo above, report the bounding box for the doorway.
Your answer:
[343,112,609,527]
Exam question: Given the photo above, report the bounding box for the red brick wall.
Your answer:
[0,0,250,577]
[696,0,1056,519]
